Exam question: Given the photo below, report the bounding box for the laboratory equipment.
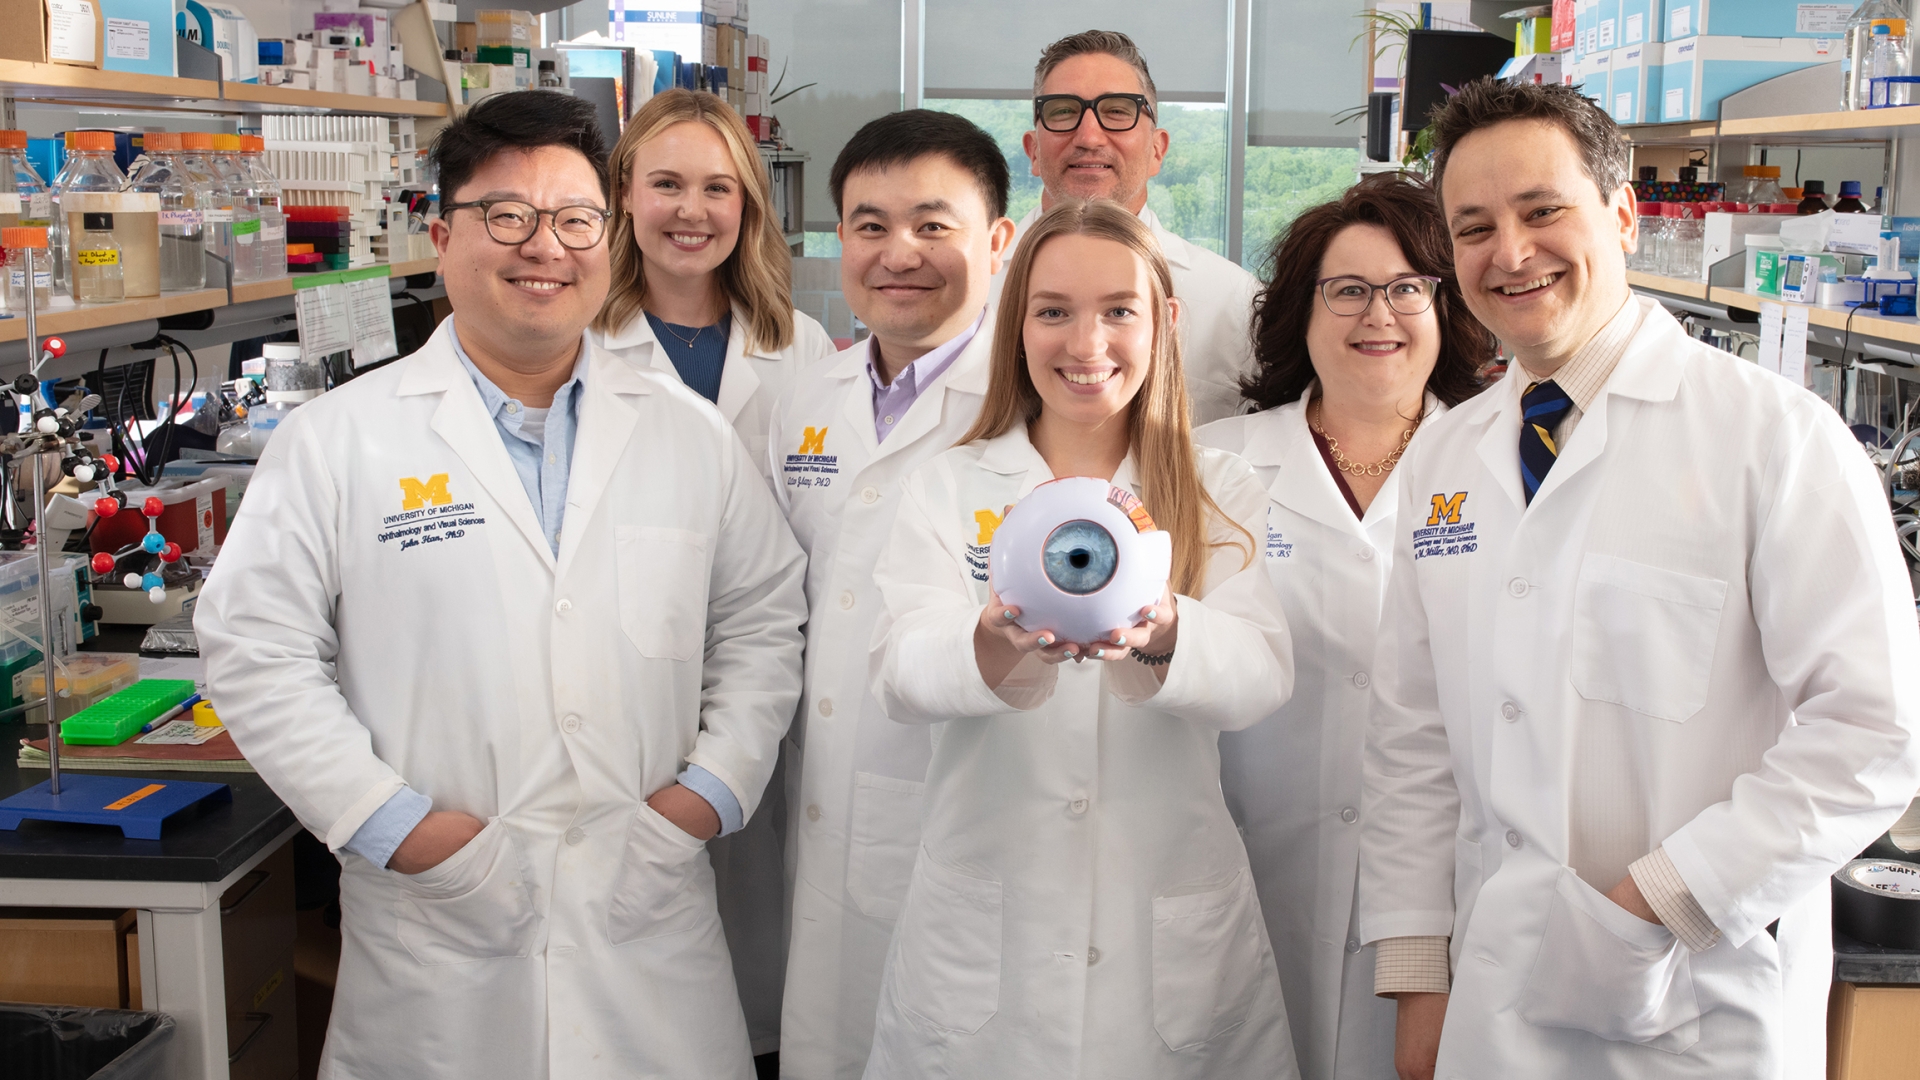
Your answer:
[988,477,1172,645]
[57,132,129,296]
[179,132,234,281]
[1836,182,1870,213]
[3,227,50,315]
[210,134,262,285]
[69,213,124,305]
[239,136,286,279]
[1799,181,1831,215]
[0,131,49,234]
[1751,166,1789,207]
[129,133,207,293]
[1845,0,1911,109]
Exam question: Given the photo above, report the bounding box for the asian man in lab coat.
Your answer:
[1358,78,1920,1080]
[772,110,1014,1080]
[994,29,1260,426]
[196,92,808,1080]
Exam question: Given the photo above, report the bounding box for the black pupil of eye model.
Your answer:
[1070,549,1090,568]
[1042,519,1118,595]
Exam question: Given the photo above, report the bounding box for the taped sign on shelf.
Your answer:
[291,266,397,369]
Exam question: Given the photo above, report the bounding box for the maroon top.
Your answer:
[1309,426,1365,519]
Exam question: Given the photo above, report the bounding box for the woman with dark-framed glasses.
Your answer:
[1194,172,1495,1080]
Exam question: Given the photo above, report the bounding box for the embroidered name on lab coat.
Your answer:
[377,474,488,551]
[966,508,1004,582]
[1412,491,1476,560]
[784,426,838,489]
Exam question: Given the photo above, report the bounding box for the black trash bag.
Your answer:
[0,1002,175,1080]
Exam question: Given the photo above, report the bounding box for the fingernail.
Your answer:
[1004,609,1016,620]
[1038,635,1051,646]
[1113,632,1126,645]
[1093,648,1105,658]
[1146,608,1156,620]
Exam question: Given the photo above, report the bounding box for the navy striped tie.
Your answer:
[1519,380,1574,504]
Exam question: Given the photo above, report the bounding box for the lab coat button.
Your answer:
[1357,547,1375,561]
[806,804,821,822]
[818,698,833,717]
[1506,829,1522,848]
[1500,702,1519,721]
[565,827,586,846]
[861,486,879,504]
[555,598,573,613]
[1086,946,1101,965]
[1351,671,1370,689]
[1340,806,1358,823]
[561,714,581,733]
[840,590,856,610]
[1507,578,1530,597]
[1346,938,1362,954]
[1069,796,1089,815]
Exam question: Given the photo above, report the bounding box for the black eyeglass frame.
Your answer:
[1032,93,1157,133]
[441,200,611,249]
[1313,274,1443,316]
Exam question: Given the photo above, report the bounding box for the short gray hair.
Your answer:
[1032,30,1159,115]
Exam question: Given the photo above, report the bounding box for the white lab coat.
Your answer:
[771,324,995,1079]
[594,304,836,1056]
[993,205,1260,427]
[196,319,809,1080]
[592,304,837,475]
[863,428,1301,1080]
[1196,393,1443,1080]
[1358,298,1920,1078]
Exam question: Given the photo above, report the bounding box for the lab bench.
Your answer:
[0,745,300,1080]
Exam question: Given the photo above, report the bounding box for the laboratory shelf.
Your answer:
[1619,120,1722,145]
[1718,106,1920,142]
[221,82,448,118]
[387,257,440,279]
[1707,287,1920,346]
[1625,270,1711,300]
[0,288,229,344]
[231,258,440,304]
[0,60,447,118]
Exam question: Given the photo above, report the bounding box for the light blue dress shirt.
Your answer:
[340,323,743,869]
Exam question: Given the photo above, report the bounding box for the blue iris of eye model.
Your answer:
[1042,520,1118,595]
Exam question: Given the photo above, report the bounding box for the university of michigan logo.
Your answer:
[966,507,1007,582]
[1427,491,1467,527]
[973,509,1004,545]
[798,426,828,455]
[1414,491,1477,560]
[784,426,838,488]
[399,474,453,510]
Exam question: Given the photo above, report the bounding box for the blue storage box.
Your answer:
[1662,0,1852,40]
[1610,42,1664,123]
[1660,35,1828,121]
[100,0,176,77]
[1620,0,1658,44]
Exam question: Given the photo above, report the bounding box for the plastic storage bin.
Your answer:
[16,653,143,726]
[0,1002,174,1080]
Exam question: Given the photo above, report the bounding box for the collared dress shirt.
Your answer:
[868,310,985,443]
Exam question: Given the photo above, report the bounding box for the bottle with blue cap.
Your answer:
[1834,181,1869,213]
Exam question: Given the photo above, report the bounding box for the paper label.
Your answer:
[1670,5,1691,37]
[1625,12,1643,43]
[10,269,53,291]
[75,248,119,266]
[1615,93,1633,122]
[1797,4,1852,33]
[0,194,18,215]
[1664,87,1685,120]
[106,17,149,60]
[1598,19,1615,47]
[1814,38,1833,56]
[204,208,233,223]
[262,224,286,241]
[231,217,261,236]
[1758,302,1784,373]
[27,193,50,220]
[1780,306,1810,385]
[160,209,202,226]
[47,0,98,64]
[137,719,222,745]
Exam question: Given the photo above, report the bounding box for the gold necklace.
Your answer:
[1309,399,1420,478]
[656,320,706,348]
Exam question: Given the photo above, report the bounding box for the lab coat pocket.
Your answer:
[1518,868,1700,1052]
[616,526,712,661]
[846,772,925,919]
[394,818,542,965]
[607,802,713,945]
[1570,555,1728,722]
[892,852,1002,1035]
[1151,870,1268,1052]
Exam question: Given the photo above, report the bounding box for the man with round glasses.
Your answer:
[995,28,1262,426]
[198,90,808,1079]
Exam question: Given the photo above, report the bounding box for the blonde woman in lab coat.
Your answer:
[590,88,836,1057]
[865,199,1300,1079]
[1194,173,1495,1080]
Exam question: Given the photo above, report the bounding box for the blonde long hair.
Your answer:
[594,89,794,351]
[959,200,1251,596]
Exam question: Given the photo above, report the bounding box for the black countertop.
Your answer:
[0,723,297,883]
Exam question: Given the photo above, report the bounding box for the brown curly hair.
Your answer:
[1239,172,1494,412]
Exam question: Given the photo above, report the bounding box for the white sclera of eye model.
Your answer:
[988,476,1172,645]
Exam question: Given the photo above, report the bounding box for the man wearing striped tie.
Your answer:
[1357,79,1920,1080]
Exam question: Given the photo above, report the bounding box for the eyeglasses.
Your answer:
[441,200,609,249]
[1315,275,1442,316]
[1033,94,1155,133]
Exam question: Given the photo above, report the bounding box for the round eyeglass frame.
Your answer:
[1033,93,1156,133]
[441,200,610,249]
[1314,274,1442,316]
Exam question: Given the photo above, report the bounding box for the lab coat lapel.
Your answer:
[1248,397,1370,539]
[869,317,993,466]
[403,325,557,569]
[1526,299,1684,509]
[1473,368,1529,515]
[834,342,883,458]
[556,342,648,572]
[713,306,762,425]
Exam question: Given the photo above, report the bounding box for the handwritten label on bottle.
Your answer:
[160,209,203,227]
[76,249,120,267]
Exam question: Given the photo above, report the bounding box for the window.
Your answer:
[1241,146,1362,276]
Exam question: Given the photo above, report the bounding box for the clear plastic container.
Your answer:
[210,135,261,285]
[71,212,124,305]
[57,132,128,295]
[1668,206,1705,281]
[128,133,207,293]
[1845,0,1910,109]
[0,130,50,234]
[1750,165,1788,206]
[16,651,142,724]
[1632,202,1662,272]
[1873,19,1911,83]
[46,131,82,296]
[1,228,50,317]
[239,136,286,280]
[475,9,536,48]
[178,133,233,282]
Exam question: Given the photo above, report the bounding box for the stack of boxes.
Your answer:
[256,9,416,99]
[1547,0,1838,124]
[260,115,395,269]
[619,0,779,140]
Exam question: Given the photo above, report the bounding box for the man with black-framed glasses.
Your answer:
[198,89,807,1080]
[994,28,1262,426]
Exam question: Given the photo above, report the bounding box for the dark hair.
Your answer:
[1032,29,1158,114]
[1430,77,1630,205]
[1240,172,1494,412]
[429,90,611,205]
[829,109,1011,220]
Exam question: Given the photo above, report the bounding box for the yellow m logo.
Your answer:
[1427,492,1467,526]
[399,474,453,510]
[973,509,1003,545]
[798,426,828,455]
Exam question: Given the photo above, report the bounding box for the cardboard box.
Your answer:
[1660,35,1827,121]
[1829,982,1920,1080]
[179,1,257,82]
[1552,0,1577,51]
[1609,42,1663,122]
[1663,0,1853,40]
[0,908,136,1008]
[0,0,107,68]
[1619,0,1657,44]
[1566,47,1612,104]
[100,0,172,76]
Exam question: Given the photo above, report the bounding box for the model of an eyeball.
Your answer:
[988,476,1172,645]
